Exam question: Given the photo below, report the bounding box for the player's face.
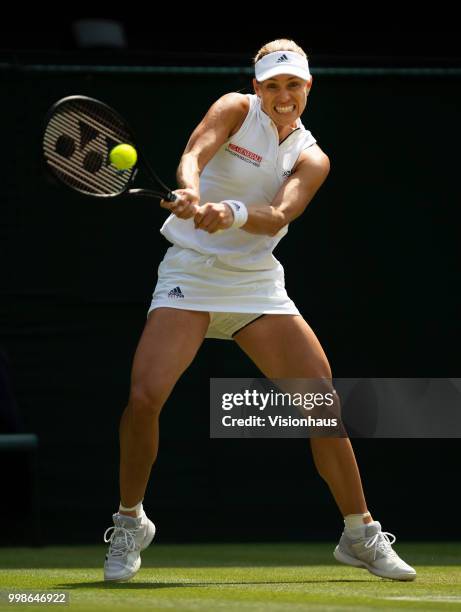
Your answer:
[253,74,312,128]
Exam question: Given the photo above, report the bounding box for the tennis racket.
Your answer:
[42,95,177,202]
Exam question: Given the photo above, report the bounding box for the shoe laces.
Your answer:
[104,525,137,558]
[364,530,397,560]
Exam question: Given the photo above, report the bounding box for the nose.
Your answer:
[278,88,291,102]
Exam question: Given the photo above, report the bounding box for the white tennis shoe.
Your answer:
[103,511,156,581]
[334,521,416,581]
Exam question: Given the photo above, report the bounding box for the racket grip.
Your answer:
[166,191,177,202]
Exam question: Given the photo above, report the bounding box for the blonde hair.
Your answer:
[254,39,307,64]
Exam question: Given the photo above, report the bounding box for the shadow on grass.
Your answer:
[1,543,459,569]
[58,579,375,589]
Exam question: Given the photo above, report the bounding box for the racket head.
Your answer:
[43,95,138,198]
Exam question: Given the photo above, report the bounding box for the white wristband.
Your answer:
[222,200,248,229]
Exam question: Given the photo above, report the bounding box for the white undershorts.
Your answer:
[148,246,300,340]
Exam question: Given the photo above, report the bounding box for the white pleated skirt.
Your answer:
[148,246,300,339]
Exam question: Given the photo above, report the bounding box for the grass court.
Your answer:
[1,542,460,611]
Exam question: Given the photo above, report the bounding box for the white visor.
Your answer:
[255,51,311,82]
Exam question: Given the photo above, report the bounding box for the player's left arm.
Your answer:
[243,144,330,236]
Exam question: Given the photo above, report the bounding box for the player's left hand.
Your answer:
[193,202,234,233]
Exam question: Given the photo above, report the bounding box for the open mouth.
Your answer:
[275,105,295,114]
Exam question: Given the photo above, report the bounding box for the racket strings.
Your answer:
[43,100,135,196]
[44,117,126,194]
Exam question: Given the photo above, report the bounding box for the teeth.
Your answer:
[275,105,295,114]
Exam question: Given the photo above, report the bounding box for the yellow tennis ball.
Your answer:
[109,144,137,170]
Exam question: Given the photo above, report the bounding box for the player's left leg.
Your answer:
[234,314,416,581]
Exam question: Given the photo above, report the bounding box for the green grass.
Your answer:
[1,543,460,612]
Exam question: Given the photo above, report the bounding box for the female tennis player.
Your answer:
[103,39,416,583]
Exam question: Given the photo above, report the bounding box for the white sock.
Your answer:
[119,500,143,517]
[344,512,372,531]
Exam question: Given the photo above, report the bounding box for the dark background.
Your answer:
[1,20,460,545]
[2,19,460,66]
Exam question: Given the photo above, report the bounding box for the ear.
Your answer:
[252,78,261,97]
[306,75,313,93]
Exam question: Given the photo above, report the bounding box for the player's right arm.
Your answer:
[160,93,249,219]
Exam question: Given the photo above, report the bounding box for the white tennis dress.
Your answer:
[148,94,316,339]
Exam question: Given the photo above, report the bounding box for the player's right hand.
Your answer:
[160,188,200,219]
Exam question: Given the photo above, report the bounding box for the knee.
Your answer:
[311,358,332,381]
[127,384,167,419]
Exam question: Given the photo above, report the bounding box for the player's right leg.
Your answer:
[104,307,210,581]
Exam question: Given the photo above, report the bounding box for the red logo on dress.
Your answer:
[228,143,262,164]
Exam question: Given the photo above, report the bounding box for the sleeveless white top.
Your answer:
[160,94,316,270]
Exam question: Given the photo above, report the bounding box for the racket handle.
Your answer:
[128,188,177,201]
